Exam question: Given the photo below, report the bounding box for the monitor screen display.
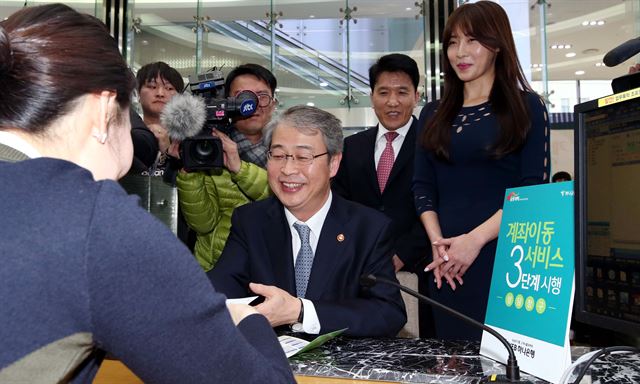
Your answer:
[574,90,640,337]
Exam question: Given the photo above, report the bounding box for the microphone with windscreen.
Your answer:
[602,37,640,93]
[603,37,640,67]
[161,93,207,141]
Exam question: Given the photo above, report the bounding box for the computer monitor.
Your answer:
[574,88,640,337]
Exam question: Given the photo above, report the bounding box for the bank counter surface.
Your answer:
[94,337,640,383]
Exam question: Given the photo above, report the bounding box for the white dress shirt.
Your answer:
[283,192,333,334]
[373,118,413,170]
[0,131,41,158]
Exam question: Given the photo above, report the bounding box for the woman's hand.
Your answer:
[433,232,484,290]
[425,240,449,289]
[212,129,241,173]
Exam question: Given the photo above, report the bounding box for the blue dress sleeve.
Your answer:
[519,92,551,186]
[412,102,439,216]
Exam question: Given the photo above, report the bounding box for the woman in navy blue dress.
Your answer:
[413,1,550,341]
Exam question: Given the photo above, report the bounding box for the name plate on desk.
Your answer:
[481,182,575,384]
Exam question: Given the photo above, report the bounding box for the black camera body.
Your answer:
[181,70,258,172]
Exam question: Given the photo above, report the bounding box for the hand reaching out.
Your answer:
[249,282,302,327]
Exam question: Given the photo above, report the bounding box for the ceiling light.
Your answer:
[309,15,315,18]
[575,70,585,76]
[582,19,605,27]
[319,82,328,87]
[565,52,576,58]
[405,7,412,11]
[595,62,604,67]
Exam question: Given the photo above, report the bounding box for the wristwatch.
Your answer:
[291,298,304,332]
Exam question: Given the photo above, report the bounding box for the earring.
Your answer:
[93,132,108,144]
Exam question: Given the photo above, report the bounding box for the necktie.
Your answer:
[377,131,398,193]
[293,223,314,298]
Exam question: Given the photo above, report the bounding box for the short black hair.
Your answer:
[368,53,420,92]
[552,171,572,182]
[224,63,277,97]
[136,62,184,93]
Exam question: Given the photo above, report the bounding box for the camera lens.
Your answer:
[194,140,216,162]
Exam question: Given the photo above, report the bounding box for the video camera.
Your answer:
[165,69,258,172]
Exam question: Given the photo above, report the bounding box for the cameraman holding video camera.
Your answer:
[176,64,277,271]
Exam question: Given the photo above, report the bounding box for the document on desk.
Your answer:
[225,296,259,305]
[279,328,347,358]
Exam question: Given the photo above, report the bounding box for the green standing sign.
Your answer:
[481,182,574,384]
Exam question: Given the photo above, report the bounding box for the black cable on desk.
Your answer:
[571,346,639,384]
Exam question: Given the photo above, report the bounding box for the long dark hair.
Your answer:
[0,4,135,135]
[421,1,533,160]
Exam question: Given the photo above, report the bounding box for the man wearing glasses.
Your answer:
[177,64,277,271]
[207,106,406,337]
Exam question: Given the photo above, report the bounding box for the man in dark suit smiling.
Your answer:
[208,106,406,337]
[332,53,428,273]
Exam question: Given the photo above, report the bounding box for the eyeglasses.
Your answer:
[256,93,275,108]
[235,91,275,108]
[267,150,329,166]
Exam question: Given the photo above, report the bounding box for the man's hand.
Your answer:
[167,139,181,159]
[147,123,170,153]
[212,129,242,174]
[249,282,302,327]
[226,303,259,325]
[392,254,404,272]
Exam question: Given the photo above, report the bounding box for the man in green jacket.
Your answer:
[177,64,277,271]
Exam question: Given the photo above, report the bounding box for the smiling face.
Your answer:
[447,27,498,88]
[267,123,341,222]
[371,71,419,131]
[138,75,178,119]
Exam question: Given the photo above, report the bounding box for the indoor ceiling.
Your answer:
[1,0,638,82]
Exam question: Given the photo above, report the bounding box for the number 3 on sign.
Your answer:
[506,245,524,288]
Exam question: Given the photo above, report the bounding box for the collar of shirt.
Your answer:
[284,191,333,258]
[374,117,413,168]
[0,131,41,158]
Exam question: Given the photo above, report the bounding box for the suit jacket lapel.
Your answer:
[305,196,350,299]
[385,118,417,191]
[362,127,380,196]
[263,199,297,295]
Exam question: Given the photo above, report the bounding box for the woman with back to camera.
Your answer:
[413,1,550,341]
[0,4,294,383]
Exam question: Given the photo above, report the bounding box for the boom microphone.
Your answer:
[160,93,207,141]
[603,37,640,67]
[360,274,534,383]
